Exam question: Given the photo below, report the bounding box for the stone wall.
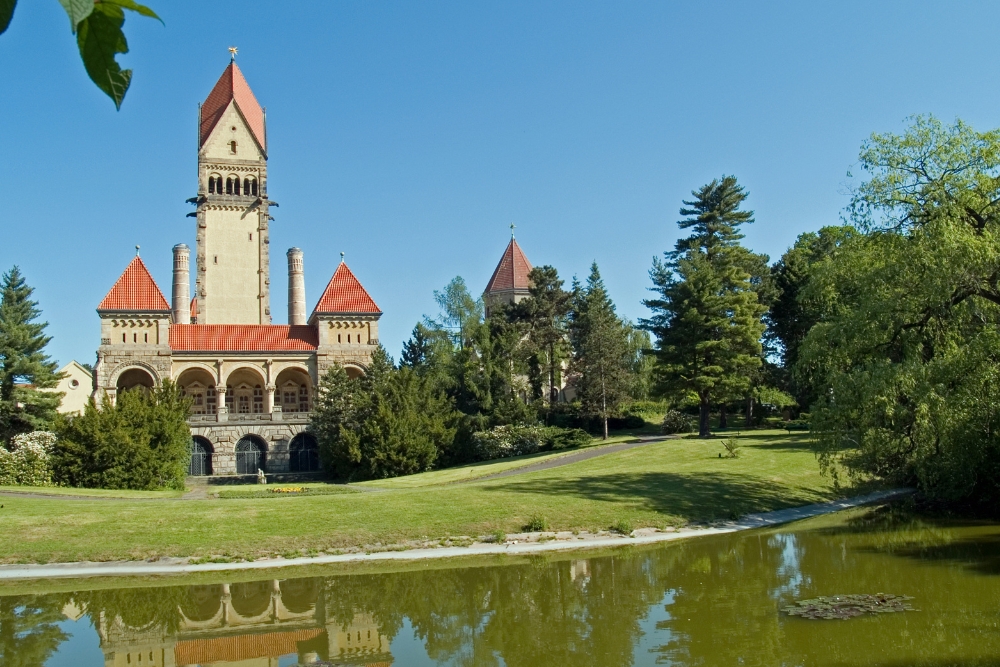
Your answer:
[190,417,310,474]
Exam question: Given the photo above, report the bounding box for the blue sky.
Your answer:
[2,1,999,367]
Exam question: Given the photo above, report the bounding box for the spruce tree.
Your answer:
[517,266,571,407]
[0,267,61,443]
[643,177,767,437]
[570,263,631,439]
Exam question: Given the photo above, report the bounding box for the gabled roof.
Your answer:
[169,325,318,352]
[97,257,170,312]
[174,629,324,665]
[484,238,532,295]
[200,62,266,153]
[312,262,381,315]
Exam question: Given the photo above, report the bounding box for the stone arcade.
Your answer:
[92,60,382,477]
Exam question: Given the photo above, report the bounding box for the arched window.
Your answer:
[243,178,251,195]
[226,177,233,195]
[189,437,213,476]
[289,433,319,472]
[235,435,266,474]
[233,177,241,196]
[251,179,258,195]
[229,140,237,154]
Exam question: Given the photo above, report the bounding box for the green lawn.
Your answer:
[0,430,845,564]
[358,435,639,489]
[0,486,185,499]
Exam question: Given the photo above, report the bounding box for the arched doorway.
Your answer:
[235,435,267,474]
[116,367,155,394]
[289,432,320,472]
[344,365,365,380]
[189,436,213,476]
[274,367,312,414]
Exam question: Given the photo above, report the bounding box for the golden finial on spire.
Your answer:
[228,46,238,61]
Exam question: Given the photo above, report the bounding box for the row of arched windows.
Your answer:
[208,174,259,196]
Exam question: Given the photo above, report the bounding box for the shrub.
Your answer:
[524,514,549,532]
[471,425,547,461]
[661,410,693,434]
[0,431,56,486]
[722,435,741,458]
[545,427,592,450]
[52,382,192,490]
[610,518,634,535]
[784,419,810,432]
[486,529,506,543]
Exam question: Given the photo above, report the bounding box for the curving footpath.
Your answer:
[0,488,911,581]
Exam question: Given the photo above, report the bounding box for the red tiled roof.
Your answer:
[97,257,170,312]
[484,238,532,294]
[174,628,323,664]
[200,62,266,153]
[312,262,381,315]
[169,324,318,352]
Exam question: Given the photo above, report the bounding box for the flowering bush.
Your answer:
[0,431,56,486]
[471,425,546,461]
[269,487,305,494]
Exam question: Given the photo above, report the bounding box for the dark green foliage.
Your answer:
[768,226,856,407]
[515,266,572,405]
[801,116,1000,507]
[0,595,68,667]
[0,267,61,444]
[0,0,161,109]
[661,410,693,434]
[545,427,592,450]
[643,176,767,437]
[312,347,458,480]
[569,263,632,439]
[52,380,191,489]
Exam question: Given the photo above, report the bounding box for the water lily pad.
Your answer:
[782,594,915,620]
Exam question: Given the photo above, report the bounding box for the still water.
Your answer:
[4,505,1000,666]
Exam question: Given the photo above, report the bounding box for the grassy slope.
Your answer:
[0,431,838,564]
[0,486,185,499]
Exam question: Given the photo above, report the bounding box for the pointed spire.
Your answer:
[98,256,170,312]
[311,262,381,316]
[484,238,532,296]
[200,60,266,153]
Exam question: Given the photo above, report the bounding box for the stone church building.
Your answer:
[92,61,381,477]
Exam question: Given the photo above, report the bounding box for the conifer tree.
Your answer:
[517,266,571,406]
[0,267,61,443]
[643,177,767,437]
[570,263,631,439]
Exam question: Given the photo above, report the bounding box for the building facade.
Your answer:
[92,61,382,477]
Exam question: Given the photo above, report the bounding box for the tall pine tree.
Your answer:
[516,266,571,407]
[0,267,61,443]
[570,263,631,439]
[642,177,767,437]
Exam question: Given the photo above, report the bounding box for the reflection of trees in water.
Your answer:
[0,595,69,667]
[74,587,189,635]
[179,584,224,622]
[279,578,319,614]
[230,581,273,618]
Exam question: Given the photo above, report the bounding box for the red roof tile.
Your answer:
[312,262,381,315]
[97,257,170,312]
[484,239,532,294]
[174,629,323,664]
[169,324,318,352]
[200,62,266,153]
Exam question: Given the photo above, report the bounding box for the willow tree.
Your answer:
[802,116,1000,507]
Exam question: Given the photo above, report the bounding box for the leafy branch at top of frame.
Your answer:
[0,0,162,110]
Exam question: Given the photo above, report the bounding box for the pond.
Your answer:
[3,503,1000,666]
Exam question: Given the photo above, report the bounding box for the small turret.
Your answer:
[287,247,306,325]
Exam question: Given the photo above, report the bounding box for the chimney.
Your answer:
[171,244,191,324]
[287,247,306,325]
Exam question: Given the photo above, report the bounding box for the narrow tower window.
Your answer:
[230,140,237,154]
[251,179,258,195]
[243,178,251,194]
[226,177,233,195]
[233,177,241,196]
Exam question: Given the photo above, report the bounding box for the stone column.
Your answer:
[172,244,191,324]
[287,248,306,325]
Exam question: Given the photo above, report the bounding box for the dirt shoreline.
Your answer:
[0,488,909,581]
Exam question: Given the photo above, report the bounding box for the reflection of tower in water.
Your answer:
[79,578,393,667]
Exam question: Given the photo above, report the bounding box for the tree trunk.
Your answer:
[699,394,711,438]
[719,405,728,429]
[603,417,608,440]
[601,374,608,440]
[745,395,754,427]
[548,342,557,407]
